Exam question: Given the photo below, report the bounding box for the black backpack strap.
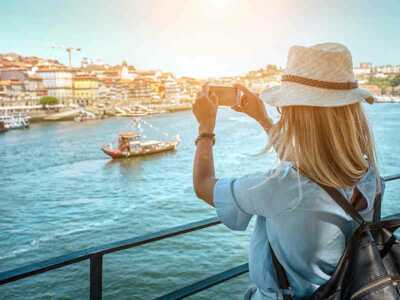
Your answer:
[269,243,293,300]
[373,176,383,222]
[317,183,366,225]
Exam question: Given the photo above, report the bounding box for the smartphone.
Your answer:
[208,85,241,106]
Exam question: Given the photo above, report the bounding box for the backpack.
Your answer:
[269,177,400,299]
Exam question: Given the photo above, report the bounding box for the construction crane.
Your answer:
[51,45,81,68]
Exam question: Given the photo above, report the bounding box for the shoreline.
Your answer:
[2,99,400,124]
[24,103,193,123]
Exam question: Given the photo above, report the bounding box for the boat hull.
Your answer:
[102,141,178,159]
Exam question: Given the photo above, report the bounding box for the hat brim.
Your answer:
[260,81,374,107]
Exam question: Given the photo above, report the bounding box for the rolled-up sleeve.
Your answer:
[214,177,253,231]
[214,164,302,231]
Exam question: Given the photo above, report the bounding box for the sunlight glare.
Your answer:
[207,0,231,9]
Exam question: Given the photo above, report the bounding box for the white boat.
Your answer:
[74,110,97,122]
[0,114,30,129]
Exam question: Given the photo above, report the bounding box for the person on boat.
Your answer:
[192,43,379,299]
[118,136,131,153]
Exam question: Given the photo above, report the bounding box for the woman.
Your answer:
[192,43,380,299]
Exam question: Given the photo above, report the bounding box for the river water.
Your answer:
[1,104,399,299]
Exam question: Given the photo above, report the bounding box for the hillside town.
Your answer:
[0,52,399,123]
[0,53,201,109]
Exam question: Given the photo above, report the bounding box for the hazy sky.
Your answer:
[1,0,399,78]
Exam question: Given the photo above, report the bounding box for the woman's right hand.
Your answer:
[233,84,273,132]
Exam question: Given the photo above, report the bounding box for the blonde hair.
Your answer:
[268,103,377,188]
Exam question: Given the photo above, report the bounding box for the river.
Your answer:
[1,104,400,299]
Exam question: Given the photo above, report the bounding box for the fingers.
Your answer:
[196,86,218,108]
[201,82,210,96]
[239,94,249,107]
[231,105,244,112]
[196,90,206,99]
[192,98,199,113]
[209,92,219,106]
[193,93,213,115]
[233,83,252,96]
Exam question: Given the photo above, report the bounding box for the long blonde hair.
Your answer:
[268,103,377,188]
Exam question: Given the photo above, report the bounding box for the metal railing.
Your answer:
[1,174,400,300]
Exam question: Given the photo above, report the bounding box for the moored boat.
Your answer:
[102,131,179,159]
[0,114,30,129]
[74,110,98,122]
[0,121,8,133]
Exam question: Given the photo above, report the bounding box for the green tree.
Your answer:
[39,96,59,108]
[391,75,400,87]
[389,75,400,95]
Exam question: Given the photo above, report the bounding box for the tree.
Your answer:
[390,75,400,95]
[391,75,400,87]
[39,96,59,108]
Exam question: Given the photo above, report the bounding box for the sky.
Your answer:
[1,0,399,78]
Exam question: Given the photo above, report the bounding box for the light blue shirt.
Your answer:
[213,161,379,299]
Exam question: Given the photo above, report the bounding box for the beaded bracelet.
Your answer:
[195,133,216,146]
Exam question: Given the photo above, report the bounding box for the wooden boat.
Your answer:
[102,131,179,159]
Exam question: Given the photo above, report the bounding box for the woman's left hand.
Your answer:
[232,84,272,132]
[193,85,218,134]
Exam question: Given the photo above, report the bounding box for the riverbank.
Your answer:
[6,97,400,124]
[23,103,193,123]
[375,96,400,103]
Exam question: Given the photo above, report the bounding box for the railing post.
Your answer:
[90,254,103,300]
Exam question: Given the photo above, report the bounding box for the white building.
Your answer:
[354,63,372,76]
[120,64,137,80]
[375,65,400,74]
[36,69,73,102]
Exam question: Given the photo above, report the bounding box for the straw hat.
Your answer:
[260,43,375,107]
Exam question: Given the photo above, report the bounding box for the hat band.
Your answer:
[282,74,358,90]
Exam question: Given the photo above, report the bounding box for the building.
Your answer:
[36,68,73,103]
[159,73,180,103]
[120,61,137,80]
[0,68,28,81]
[360,62,372,69]
[24,75,47,105]
[129,77,158,104]
[0,80,11,106]
[0,80,26,106]
[97,79,128,103]
[73,75,99,105]
[178,77,202,100]
[374,65,400,75]
[354,63,372,77]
